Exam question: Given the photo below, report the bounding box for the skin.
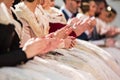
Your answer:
[68,17,96,36]
[40,0,51,9]
[50,0,55,7]
[98,9,109,22]
[1,0,14,9]
[23,38,62,58]
[23,0,40,12]
[105,38,116,47]
[88,1,97,17]
[65,0,81,14]
[96,1,106,16]
[85,1,97,33]
[99,9,116,23]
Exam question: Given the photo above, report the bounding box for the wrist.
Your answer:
[57,39,65,49]
[22,48,33,59]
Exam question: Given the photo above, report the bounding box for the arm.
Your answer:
[0,36,62,67]
[0,49,28,67]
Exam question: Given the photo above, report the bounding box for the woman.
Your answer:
[14,0,91,48]
[0,1,62,67]
[80,0,97,36]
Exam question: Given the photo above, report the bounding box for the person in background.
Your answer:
[80,0,98,40]
[60,0,81,21]
[80,0,120,47]
[98,5,117,23]
[42,0,96,41]
[43,0,67,24]
[61,0,94,40]
[94,0,107,17]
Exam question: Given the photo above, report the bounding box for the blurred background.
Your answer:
[55,0,120,27]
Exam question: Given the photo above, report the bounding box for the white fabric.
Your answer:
[45,7,67,24]
[14,2,45,37]
[0,3,12,24]
[14,2,50,47]
[96,18,111,35]
[103,47,120,66]
[0,39,120,80]
[0,3,22,39]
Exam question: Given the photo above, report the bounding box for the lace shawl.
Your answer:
[14,2,45,37]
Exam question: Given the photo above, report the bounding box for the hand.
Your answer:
[72,18,91,36]
[62,36,76,49]
[22,37,61,58]
[67,17,96,37]
[67,17,80,27]
[87,17,96,33]
[22,38,49,58]
[115,28,120,34]
[106,27,119,37]
[48,25,73,39]
[105,38,116,47]
[41,38,62,54]
[77,14,96,34]
[116,28,120,34]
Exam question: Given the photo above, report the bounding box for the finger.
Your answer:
[65,27,73,35]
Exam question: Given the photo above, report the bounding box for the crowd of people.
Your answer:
[0,0,120,80]
[0,0,120,68]
[0,0,94,67]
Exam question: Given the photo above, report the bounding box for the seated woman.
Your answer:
[13,0,95,48]
[0,1,62,67]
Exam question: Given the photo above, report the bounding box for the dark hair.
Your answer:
[81,2,89,13]
[94,0,107,7]
[63,0,66,3]
[26,0,34,2]
[105,5,117,18]
[81,0,94,13]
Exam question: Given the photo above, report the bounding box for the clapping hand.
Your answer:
[67,17,96,36]
[46,25,73,39]
[22,37,62,58]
